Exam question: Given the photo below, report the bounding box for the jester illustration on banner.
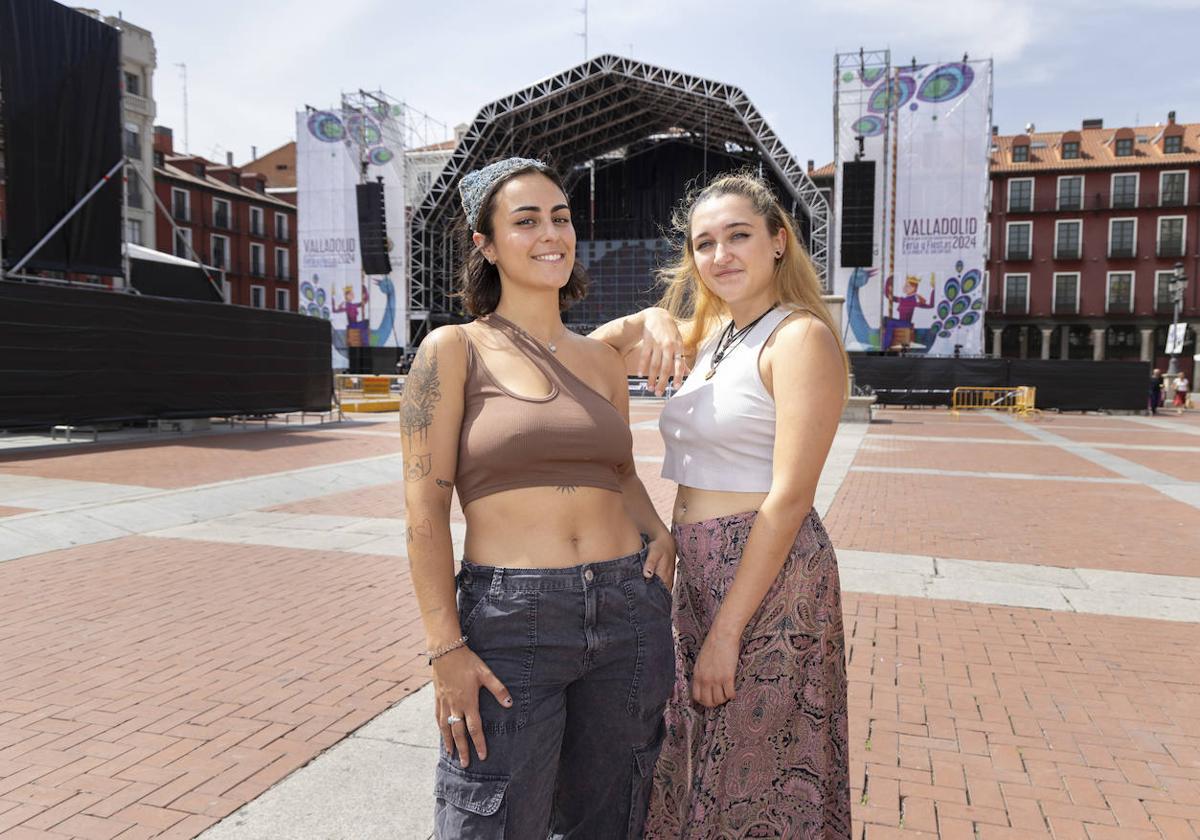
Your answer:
[834,56,992,355]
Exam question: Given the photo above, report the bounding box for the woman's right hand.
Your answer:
[432,645,512,767]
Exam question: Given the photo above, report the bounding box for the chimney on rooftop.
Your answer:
[226,151,233,166]
[807,159,814,171]
[1082,118,1103,130]
[1168,110,1176,125]
[991,125,998,136]
[251,145,258,161]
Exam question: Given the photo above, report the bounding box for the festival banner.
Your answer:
[296,99,407,367]
[834,56,992,355]
[889,60,992,355]
[833,52,891,352]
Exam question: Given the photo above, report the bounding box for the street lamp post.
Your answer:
[1167,261,1188,376]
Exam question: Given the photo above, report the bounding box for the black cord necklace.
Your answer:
[704,304,777,380]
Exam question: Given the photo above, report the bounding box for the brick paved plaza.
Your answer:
[0,405,1198,839]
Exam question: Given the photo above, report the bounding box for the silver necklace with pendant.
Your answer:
[704,305,776,380]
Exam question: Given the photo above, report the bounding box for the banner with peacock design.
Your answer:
[835,55,993,355]
[295,96,407,368]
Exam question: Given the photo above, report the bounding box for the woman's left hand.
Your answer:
[691,631,740,708]
[635,308,688,396]
[642,531,677,590]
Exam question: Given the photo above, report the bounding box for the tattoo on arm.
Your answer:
[400,346,441,446]
[405,453,432,482]
[436,479,453,490]
[405,518,433,543]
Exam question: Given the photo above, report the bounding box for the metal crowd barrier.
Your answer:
[951,386,1039,418]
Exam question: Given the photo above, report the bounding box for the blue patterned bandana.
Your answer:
[458,157,549,230]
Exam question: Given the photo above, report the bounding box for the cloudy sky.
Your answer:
[106,0,1200,167]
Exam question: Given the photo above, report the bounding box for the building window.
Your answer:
[249,207,264,236]
[171,188,190,222]
[1111,173,1138,208]
[1158,217,1185,258]
[1156,271,1179,312]
[249,243,265,276]
[173,227,192,259]
[123,122,141,160]
[250,285,265,308]
[126,219,143,246]
[124,71,141,96]
[1106,272,1134,313]
[1108,219,1137,258]
[275,247,290,280]
[1061,140,1080,160]
[1057,176,1082,210]
[1011,144,1029,163]
[1054,220,1082,259]
[1005,222,1032,260]
[213,197,232,230]
[1053,273,1079,314]
[211,235,230,270]
[221,279,232,304]
[126,177,143,209]
[275,288,290,311]
[1164,134,1183,154]
[1160,171,1187,207]
[1003,274,1029,314]
[274,212,289,241]
[1114,137,1133,157]
[1007,178,1033,212]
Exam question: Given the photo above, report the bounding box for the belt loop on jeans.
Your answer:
[487,567,505,596]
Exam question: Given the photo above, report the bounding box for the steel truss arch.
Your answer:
[410,54,828,339]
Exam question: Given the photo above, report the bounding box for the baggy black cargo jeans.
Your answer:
[434,542,674,839]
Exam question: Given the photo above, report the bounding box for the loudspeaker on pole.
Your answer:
[356,179,392,275]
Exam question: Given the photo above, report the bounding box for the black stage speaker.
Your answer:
[840,161,876,268]
[356,180,392,275]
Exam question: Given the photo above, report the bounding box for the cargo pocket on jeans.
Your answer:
[626,718,666,839]
[433,758,509,839]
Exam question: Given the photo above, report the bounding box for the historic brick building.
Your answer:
[153,127,296,310]
[986,114,1198,375]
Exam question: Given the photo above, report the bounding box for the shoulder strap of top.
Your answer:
[749,306,794,344]
[479,314,562,383]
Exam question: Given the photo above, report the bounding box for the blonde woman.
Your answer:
[595,171,851,838]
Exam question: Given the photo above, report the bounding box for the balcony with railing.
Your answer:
[1006,243,1032,261]
[1054,241,1081,260]
[1053,298,1079,315]
[1158,239,1185,258]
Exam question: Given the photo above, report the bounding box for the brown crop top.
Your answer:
[455,313,632,507]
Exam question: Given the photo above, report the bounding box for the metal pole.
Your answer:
[9,157,125,276]
[1168,292,1182,376]
[129,162,223,299]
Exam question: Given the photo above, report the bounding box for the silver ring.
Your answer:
[446,714,463,726]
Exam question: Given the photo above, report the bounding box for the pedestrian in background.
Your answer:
[1150,368,1164,415]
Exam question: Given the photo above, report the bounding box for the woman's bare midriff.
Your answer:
[672,485,768,525]
[462,486,643,568]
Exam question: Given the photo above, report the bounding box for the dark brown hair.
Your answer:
[458,163,588,316]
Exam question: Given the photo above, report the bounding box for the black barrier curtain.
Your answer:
[851,356,1149,412]
[0,281,333,428]
[0,0,122,275]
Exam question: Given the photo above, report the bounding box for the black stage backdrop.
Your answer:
[0,282,332,428]
[0,0,122,274]
[851,356,1148,412]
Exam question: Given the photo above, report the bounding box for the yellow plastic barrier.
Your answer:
[951,386,1039,418]
[335,374,403,413]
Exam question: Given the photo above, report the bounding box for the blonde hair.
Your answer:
[657,171,849,382]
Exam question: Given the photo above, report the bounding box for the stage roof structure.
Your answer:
[409,54,829,338]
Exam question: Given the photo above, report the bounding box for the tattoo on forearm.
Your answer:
[406,518,433,543]
[405,453,432,482]
[400,346,441,445]
[436,479,453,490]
[556,485,578,494]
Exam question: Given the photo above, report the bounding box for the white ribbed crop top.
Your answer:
[659,307,792,492]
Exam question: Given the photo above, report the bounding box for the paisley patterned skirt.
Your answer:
[644,509,851,840]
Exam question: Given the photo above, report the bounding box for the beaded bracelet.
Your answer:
[427,635,469,665]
